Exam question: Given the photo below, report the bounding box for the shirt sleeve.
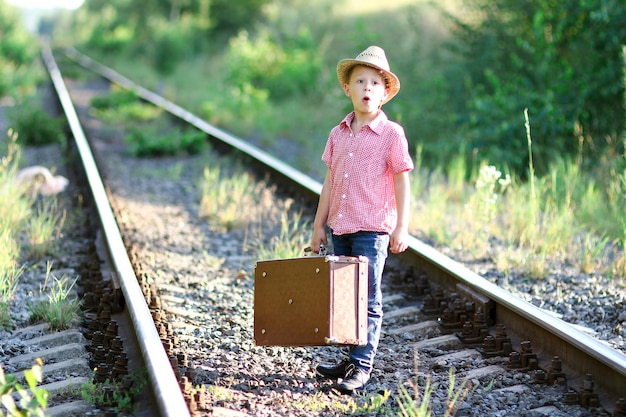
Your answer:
[387,123,414,174]
[322,126,339,169]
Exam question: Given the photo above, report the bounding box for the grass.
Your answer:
[0,130,31,232]
[0,131,27,328]
[81,369,148,414]
[198,157,314,260]
[28,263,82,331]
[288,390,393,415]
[1,127,81,329]
[198,162,263,231]
[396,368,475,417]
[26,197,66,259]
[89,87,207,157]
[409,112,626,282]
[197,152,311,260]
[6,100,65,147]
[251,211,311,260]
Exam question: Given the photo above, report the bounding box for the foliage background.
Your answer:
[2,0,625,180]
[0,1,41,98]
[52,0,626,177]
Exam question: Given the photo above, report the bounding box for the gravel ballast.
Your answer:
[1,74,624,416]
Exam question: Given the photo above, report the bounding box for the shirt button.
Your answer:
[344,173,349,178]
[338,213,343,218]
[349,152,353,157]
[342,194,346,199]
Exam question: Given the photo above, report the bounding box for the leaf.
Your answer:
[34,387,49,409]
[1,393,18,414]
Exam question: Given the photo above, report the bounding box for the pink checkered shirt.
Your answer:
[322,111,414,235]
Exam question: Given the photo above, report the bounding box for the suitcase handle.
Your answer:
[303,245,327,256]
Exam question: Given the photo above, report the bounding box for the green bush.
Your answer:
[0,1,41,98]
[210,0,271,34]
[443,0,626,175]
[83,7,135,55]
[7,103,65,147]
[90,89,138,110]
[226,28,322,100]
[125,125,206,157]
[149,21,194,76]
[90,89,162,126]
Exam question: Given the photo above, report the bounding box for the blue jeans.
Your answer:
[331,231,389,374]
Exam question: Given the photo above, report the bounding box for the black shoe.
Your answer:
[316,360,351,379]
[336,364,370,394]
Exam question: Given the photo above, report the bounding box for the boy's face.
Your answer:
[343,65,390,114]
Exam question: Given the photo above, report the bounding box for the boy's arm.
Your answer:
[390,170,411,254]
[311,171,331,253]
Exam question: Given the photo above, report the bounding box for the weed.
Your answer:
[26,197,66,259]
[396,368,472,417]
[610,223,626,281]
[0,302,9,329]
[0,132,28,329]
[0,229,20,294]
[455,164,510,256]
[414,178,453,244]
[611,254,626,282]
[344,390,392,414]
[289,390,393,415]
[397,378,433,417]
[89,88,210,157]
[80,369,148,414]
[28,263,82,331]
[125,125,205,157]
[1,130,31,233]
[252,212,311,260]
[578,234,610,274]
[7,101,65,147]
[205,384,233,401]
[89,88,138,111]
[199,164,260,231]
[0,201,26,330]
[523,251,550,281]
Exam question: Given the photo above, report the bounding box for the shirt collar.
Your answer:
[340,111,388,136]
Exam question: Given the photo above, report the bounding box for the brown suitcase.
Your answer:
[254,255,368,346]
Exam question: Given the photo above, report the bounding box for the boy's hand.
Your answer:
[310,226,328,254]
[389,228,409,253]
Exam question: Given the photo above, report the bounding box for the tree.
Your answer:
[444,0,626,175]
[0,0,40,98]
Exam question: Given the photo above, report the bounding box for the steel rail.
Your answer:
[62,46,626,411]
[42,44,191,417]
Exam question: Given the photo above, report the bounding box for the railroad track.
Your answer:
[1,44,624,416]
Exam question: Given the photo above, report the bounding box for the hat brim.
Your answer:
[337,59,400,104]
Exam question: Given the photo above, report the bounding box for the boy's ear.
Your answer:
[382,87,390,101]
[343,83,350,97]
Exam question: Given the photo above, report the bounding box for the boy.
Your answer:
[310,46,413,393]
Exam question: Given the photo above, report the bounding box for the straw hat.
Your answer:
[337,45,400,104]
